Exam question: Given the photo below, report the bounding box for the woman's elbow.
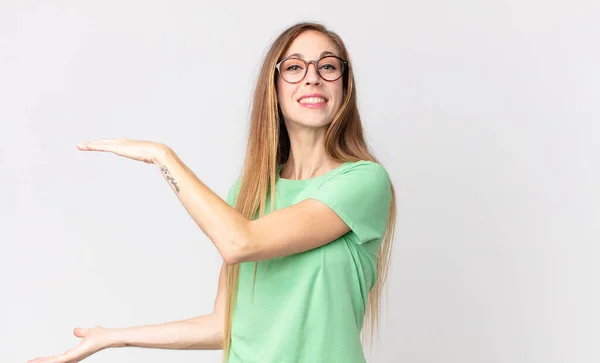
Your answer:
[220,220,258,264]
[185,313,225,350]
[212,324,225,350]
[222,250,241,265]
[221,237,252,265]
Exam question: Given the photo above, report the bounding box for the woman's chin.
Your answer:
[286,117,333,129]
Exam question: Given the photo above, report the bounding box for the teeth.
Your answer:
[299,97,327,104]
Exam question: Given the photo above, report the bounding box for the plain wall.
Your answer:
[1,1,598,362]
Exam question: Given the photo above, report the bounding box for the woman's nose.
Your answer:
[304,62,321,85]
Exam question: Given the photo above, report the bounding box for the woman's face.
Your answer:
[276,30,344,129]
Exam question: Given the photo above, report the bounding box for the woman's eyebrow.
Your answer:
[285,51,337,59]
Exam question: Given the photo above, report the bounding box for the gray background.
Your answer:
[1,1,598,362]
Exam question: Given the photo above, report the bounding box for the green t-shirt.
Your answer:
[224,160,392,363]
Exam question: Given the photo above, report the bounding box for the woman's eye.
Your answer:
[286,65,303,71]
[321,64,336,70]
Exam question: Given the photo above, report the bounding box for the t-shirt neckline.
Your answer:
[276,161,353,185]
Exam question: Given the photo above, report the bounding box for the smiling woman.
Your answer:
[28,22,397,363]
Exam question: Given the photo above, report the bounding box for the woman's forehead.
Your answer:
[283,31,339,59]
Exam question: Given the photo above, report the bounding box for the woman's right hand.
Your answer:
[27,326,112,363]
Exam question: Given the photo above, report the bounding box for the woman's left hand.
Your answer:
[76,138,169,164]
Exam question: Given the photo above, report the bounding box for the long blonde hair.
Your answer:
[222,22,397,361]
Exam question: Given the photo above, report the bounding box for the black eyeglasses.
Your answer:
[275,55,348,84]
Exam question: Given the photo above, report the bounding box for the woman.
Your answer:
[28,22,397,363]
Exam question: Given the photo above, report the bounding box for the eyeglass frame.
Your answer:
[275,55,349,84]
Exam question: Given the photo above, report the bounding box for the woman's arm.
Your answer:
[107,261,228,350]
[75,139,350,264]
[154,149,251,264]
[28,263,228,363]
[106,313,221,350]
[155,148,350,264]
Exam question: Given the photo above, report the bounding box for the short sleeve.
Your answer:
[308,161,393,245]
[225,177,242,207]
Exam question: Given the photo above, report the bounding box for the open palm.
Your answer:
[28,326,111,363]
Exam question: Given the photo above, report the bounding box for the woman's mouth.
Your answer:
[298,96,328,108]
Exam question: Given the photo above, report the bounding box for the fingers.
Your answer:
[77,139,119,152]
[87,138,123,143]
[27,330,91,363]
[27,348,72,363]
[26,353,64,363]
[76,138,133,152]
[28,346,86,363]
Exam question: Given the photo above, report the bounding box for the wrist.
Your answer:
[153,144,175,166]
[103,327,127,348]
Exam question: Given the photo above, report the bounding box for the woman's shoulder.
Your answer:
[333,159,390,180]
